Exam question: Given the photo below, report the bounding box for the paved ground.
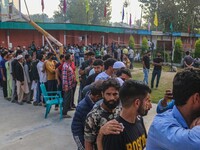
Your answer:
[0,88,157,150]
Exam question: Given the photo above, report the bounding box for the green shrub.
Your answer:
[164,51,170,62]
[195,39,200,58]
[129,35,135,49]
[174,39,183,63]
[141,37,148,55]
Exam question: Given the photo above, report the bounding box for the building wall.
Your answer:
[0,30,8,48]
[0,28,197,51]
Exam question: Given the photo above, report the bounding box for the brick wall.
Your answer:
[2,28,196,50]
[0,28,145,49]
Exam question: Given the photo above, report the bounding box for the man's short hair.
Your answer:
[65,53,71,61]
[25,54,30,60]
[60,54,65,60]
[93,59,104,66]
[90,80,103,96]
[116,68,132,78]
[102,54,112,61]
[173,68,200,106]
[38,54,44,61]
[119,80,151,108]
[102,78,120,93]
[47,52,54,58]
[86,51,95,56]
[1,50,8,58]
[185,51,190,55]
[104,58,116,70]
[16,50,23,56]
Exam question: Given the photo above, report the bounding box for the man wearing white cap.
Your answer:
[113,61,126,71]
[22,46,28,57]
[113,61,127,86]
[15,55,29,105]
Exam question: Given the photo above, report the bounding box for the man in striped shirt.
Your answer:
[62,53,76,118]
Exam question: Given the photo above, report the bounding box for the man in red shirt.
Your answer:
[62,53,76,118]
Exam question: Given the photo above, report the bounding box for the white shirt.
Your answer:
[128,49,134,58]
[37,61,47,83]
[116,77,124,86]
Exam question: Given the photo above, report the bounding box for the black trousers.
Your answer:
[47,80,57,91]
[2,80,7,98]
[70,83,77,107]
[63,89,73,115]
[47,80,58,107]
[151,70,161,88]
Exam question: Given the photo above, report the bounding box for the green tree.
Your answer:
[139,0,200,33]
[174,38,183,63]
[30,14,52,23]
[195,39,200,58]
[90,0,111,25]
[53,0,111,25]
[128,35,135,49]
[141,37,148,54]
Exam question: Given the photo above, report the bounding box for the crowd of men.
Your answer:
[1,42,200,150]
[0,42,134,110]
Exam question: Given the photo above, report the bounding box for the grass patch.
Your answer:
[132,62,176,103]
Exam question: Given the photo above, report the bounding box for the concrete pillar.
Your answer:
[118,36,120,44]
[102,35,105,45]
[85,34,87,46]
[42,35,44,47]
[7,30,10,48]
[64,31,66,46]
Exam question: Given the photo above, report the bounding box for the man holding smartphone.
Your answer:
[156,89,175,114]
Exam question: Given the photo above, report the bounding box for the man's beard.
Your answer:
[138,103,149,116]
[103,99,119,110]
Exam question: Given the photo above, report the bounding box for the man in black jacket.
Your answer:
[11,50,23,103]
[15,55,25,105]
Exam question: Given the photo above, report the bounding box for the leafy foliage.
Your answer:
[195,39,200,58]
[164,51,170,62]
[128,35,135,49]
[139,0,200,33]
[174,39,183,63]
[141,37,148,54]
[30,14,53,23]
[53,0,111,25]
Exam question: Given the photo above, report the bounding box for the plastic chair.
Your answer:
[40,83,63,119]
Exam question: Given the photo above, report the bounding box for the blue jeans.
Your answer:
[78,82,84,103]
[79,57,84,67]
[129,58,134,69]
[151,69,161,88]
[75,56,79,67]
[143,68,149,85]
[36,82,47,103]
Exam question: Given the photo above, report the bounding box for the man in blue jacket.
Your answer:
[147,68,200,150]
[71,80,103,150]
